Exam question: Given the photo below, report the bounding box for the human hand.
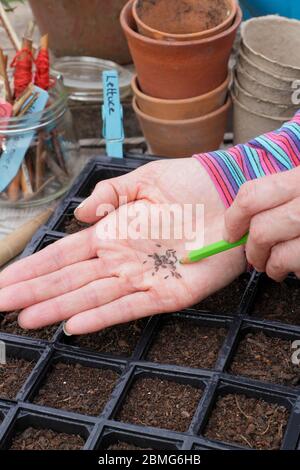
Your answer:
[0,158,246,335]
[223,166,300,281]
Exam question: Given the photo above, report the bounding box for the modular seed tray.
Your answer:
[1,154,300,451]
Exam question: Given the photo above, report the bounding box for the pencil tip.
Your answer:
[180,257,190,265]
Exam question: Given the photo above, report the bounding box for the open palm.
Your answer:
[0,158,246,335]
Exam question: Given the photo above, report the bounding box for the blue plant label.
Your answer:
[0,86,49,192]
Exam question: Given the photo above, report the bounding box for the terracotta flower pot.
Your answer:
[241,16,300,79]
[133,96,231,157]
[121,0,242,99]
[131,74,230,120]
[132,0,237,42]
[232,91,288,145]
[29,0,131,64]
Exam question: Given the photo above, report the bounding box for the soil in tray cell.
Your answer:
[146,318,227,369]
[62,215,90,235]
[9,427,85,450]
[251,278,300,325]
[117,377,203,432]
[68,319,147,356]
[0,312,57,341]
[229,331,300,387]
[193,275,249,314]
[0,357,35,400]
[33,362,119,416]
[204,393,289,450]
[108,441,153,450]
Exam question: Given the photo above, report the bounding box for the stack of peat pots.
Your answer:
[121,0,241,157]
[233,15,300,144]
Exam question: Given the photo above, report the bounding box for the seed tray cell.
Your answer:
[97,427,182,451]
[1,156,300,450]
[0,408,94,450]
[227,323,300,388]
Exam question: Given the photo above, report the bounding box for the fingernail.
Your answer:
[75,199,87,213]
[63,322,72,337]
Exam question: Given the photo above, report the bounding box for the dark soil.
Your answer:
[252,278,300,325]
[0,358,34,400]
[33,362,119,416]
[147,318,227,369]
[229,331,300,387]
[9,427,85,450]
[193,275,249,314]
[204,393,289,450]
[0,312,57,341]
[62,215,90,235]
[108,441,153,450]
[67,319,147,357]
[117,377,202,432]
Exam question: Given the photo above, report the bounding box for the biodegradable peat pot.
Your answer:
[131,74,230,120]
[29,0,131,64]
[241,16,300,79]
[238,50,295,91]
[132,0,237,42]
[121,0,242,99]
[232,92,288,145]
[133,96,231,157]
[233,77,298,119]
[236,64,295,106]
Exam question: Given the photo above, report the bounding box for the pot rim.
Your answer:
[131,74,230,105]
[132,0,237,41]
[232,90,292,122]
[133,95,231,125]
[238,48,295,84]
[233,73,297,111]
[241,16,300,73]
[236,63,291,94]
[121,0,242,47]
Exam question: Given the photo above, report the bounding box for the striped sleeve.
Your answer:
[194,111,300,208]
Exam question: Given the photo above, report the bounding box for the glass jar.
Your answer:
[0,76,80,208]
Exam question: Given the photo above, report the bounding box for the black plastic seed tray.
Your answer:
[1,154,300,450]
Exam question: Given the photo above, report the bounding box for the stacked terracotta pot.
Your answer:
[233,16,300,144]
[121,0,241,157]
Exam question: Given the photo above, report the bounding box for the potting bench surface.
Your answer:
[0,155,300,451]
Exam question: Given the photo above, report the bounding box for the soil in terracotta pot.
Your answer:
[0,312,57,341]
[9,427,85,450]
[229,331,300,387]
[252,278,300,325]
[0,357,34,400]
[108,441,153,451]
[67,319,147,356]
[62,215,90,235]
[193,275,249,314]
[33,362,119,416]
[117,377,202,432]
[204,393,289,449]
[146,318,227,369]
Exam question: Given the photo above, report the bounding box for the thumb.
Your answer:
[74,171,141,224]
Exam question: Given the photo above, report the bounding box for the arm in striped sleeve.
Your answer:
[194,111,300,208]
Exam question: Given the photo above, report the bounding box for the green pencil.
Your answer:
[180,234,249,265]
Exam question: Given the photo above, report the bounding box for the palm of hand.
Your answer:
[0,159,246,334]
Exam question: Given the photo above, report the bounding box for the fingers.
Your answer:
[0,258,114,312]
[266,237,300,282]
[64,290,157,335]
[18,276,138,330]
[223,167,300,243]
[75,170,142,224]
[246,197,300,272]
[0,227,97,289]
